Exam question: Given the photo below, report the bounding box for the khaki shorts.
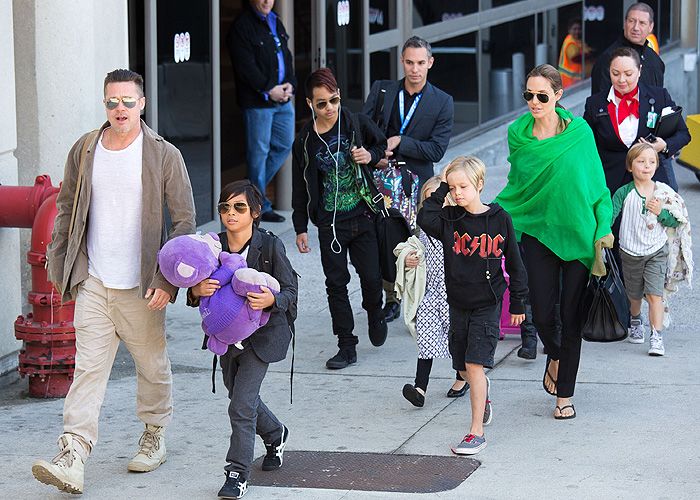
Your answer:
[620,245,668,299]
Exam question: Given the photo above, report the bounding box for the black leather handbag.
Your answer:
[580,248,631,342]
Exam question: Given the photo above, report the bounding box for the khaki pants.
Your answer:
[63,275,172,456]
[383,279,400,305]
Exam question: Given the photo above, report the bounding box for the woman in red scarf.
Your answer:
[583,46,690,195]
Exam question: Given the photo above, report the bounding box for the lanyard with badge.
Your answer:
[399,90,422,135]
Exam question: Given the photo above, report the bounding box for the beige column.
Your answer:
[275,0,294,211]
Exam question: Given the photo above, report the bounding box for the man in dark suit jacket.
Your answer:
[590,2,664,94]
[362,36,454,322]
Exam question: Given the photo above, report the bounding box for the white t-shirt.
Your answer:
[618,186,667,256]
[87,129,144,288]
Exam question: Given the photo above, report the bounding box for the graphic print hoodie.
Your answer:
[417,182,528,314]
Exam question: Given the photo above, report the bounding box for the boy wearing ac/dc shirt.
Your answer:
[417,156,528,456]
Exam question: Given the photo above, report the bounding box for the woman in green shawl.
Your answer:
[495,64,613,420]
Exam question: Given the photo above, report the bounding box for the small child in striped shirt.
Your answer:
[611,143,681,356]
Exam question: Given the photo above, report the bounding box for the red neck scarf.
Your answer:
[613,86,639,124]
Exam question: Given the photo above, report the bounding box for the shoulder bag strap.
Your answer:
[68,130,99,238]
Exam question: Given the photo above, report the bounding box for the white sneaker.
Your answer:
[628,318,645,344]
[32,433,85,494]
[127,424,167,472]
[648,330,665,356]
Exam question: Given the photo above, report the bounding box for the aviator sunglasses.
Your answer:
[315,96,341,110]
[217,201,250,215]
[103,96,140,110]
[522,91,551,103]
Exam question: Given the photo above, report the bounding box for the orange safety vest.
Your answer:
[647,34,660,54]
[558,34,584,88]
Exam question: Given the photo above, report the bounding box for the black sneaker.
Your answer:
[368,318,388,347]
[260,211,285,223]
[218,471,248,499]
[262,426,289,471]
[383,302,401,322]
[325,349,357,369]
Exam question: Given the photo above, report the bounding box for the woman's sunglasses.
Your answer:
[522,91,550,103]
[103,96,140,110]
[315,96,341,110]
[217,202,249,215]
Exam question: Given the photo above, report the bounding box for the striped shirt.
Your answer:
[611,182,679,256]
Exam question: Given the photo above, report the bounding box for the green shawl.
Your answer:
[494,107,612,270]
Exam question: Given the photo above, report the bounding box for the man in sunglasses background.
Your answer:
[362,36,454,324]
[227,0,296,223]
[34,69,196,494]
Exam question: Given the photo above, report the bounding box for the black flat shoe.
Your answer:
[446,383,469,398]
[402,384,425,407]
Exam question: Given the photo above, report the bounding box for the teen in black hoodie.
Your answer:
[417,156,528,456]
[291,68,388,370]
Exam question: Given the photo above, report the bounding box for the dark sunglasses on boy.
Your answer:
[522,91,550,103]
[217,201,250,215]
[103,96,140,110]
[315,96,341,110]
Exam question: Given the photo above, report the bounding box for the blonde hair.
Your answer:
[444,156,486,193]
[626,143,658,172]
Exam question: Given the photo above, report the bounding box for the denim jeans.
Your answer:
[317,213,383,349]
[243,101,295,213]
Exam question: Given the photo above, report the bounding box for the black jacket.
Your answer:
[590,36,664,95]
[291,108,387,234]
[362,79,454,181]
[226,6,296,109]
[187,229,297,364]
[583,83,691,194]
[417,182,528,314]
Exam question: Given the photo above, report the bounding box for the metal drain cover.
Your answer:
[250,451,480,493]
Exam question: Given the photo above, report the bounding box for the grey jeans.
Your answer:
[220,341,284,478]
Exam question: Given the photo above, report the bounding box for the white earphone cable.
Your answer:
[313,106,343,254]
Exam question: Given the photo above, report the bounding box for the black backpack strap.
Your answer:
[350,112,386,215]
[211,354,217,394]
[373,85,387,130]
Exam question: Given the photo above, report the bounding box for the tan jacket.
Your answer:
[47,120,196,302]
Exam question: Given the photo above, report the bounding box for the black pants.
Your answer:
[521,234,589,398]
[318,213,383,349]
[414,358,463,392]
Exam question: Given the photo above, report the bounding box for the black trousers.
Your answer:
[414,358,463,392]
[521,234,589,398]
[318,213,383,349]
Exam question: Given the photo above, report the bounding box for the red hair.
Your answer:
[305,68,338,98]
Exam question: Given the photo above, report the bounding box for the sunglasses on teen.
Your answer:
[103,96,141,110]
[522,91,551,103]
[315,96,341,110]
[217,201,250,215]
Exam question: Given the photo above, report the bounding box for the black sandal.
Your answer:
[542,357,558,396]
[554,404,576,420]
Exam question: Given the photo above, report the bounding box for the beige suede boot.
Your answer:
[32,433,85,494]
[127,424,166,472]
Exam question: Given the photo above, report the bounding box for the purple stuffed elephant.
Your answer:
[158,232,222,289]
[200,252,281,355]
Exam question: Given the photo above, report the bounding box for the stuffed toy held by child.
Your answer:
[158,234,281,355]
[158,232,222,289]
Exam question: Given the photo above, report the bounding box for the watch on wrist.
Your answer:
[661,146,669,154]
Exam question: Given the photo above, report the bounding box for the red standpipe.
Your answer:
[1,176,76,398]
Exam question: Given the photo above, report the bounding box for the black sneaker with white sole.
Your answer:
[262,426,289,471]
[218,471,248,499]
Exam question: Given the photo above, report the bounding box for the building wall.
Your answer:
[0,0,22,375]
[0,0,129,375]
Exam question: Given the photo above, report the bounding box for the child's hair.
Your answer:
[219,180,263,226]
[420,175,455,209]
[444,156,487,193]
[626,143,659,172]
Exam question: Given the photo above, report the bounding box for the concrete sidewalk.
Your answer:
[1,164,699,499]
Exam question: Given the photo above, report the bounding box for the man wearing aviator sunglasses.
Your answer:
[35,69,196,494]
